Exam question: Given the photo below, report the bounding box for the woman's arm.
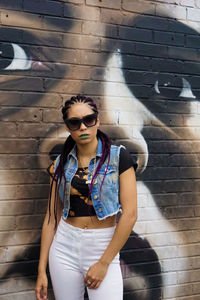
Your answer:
[35,167,63,300]
[84,166,137,289]
[100,166,137,264]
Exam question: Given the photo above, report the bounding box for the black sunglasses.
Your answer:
[65,113,98,131]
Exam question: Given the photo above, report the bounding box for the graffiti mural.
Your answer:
[102,13,200,299]
[0,1,200,299]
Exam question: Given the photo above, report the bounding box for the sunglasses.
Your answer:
[65,113,98,131]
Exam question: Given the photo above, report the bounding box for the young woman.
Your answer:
[35,95,137,300]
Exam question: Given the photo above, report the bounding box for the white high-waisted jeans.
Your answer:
[49,218,123,300]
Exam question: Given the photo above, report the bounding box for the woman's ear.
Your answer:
[97,115,100,127]
[65,125,70,133]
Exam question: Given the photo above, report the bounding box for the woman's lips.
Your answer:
[79,134,89,140]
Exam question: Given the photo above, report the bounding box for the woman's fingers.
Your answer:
[90,280,101,289]
[84,274,90,286]
[35,273,48,299]
[35,284,48,300]
[85,278,102,289]
[35,287,42,300]
[42,285,48,299]
[87,280,97,289]
[93,281,101,289]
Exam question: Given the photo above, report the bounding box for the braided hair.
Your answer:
[48,95,111,228]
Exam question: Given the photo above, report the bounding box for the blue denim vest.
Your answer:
[54,138,124,220]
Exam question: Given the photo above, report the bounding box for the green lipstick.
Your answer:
[80,134,89,139]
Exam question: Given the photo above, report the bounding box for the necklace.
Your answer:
[78,152,97,185]
[78,166,88,171]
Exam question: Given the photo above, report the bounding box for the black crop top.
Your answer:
[47,148,137,217]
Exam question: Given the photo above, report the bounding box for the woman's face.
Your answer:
[65,102,100,145]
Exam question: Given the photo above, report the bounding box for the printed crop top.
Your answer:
[47,147,137,218]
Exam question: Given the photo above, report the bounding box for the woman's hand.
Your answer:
[84,260,109,289]
[35,272,48,300]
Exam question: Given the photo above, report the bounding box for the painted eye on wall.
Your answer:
[0,43,31,70]
[0,43,50,71]
[154,78,196,99]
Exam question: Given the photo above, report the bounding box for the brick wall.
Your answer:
[0,0,200,299]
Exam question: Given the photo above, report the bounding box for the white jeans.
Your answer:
[49,218,123,300]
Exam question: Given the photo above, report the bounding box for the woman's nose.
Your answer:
[80,121,87,130]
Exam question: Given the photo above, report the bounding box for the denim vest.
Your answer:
[54,138,124,220]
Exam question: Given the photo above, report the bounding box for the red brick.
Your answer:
[43,16,82,33]
[35,199,48,213]
[0,92,22,106]
[0,291,38,300]
[0,75,43,92]
[0,170,49,184]
[6,245,40,262]
[63,33,100,50]
[178,269,200,284]
[0,140,38,154]
[64,3,100,21]
[22,93,62,108]
[16,215,44,229]
[101,8,136,25]
[0,229,40,246]
[0,247,6,263]
[44,79,83,93]
[18,123,57,138]
[156,3,186,19]
[61,0,84,3]
[86,0,121,9]
[79,50,108,67]
[0,0,22,10]
[0,92,62,108]
[43,108,63,123]
[0,276,35,294]
[177,218,200,230]
[0,290,43,300]
[23,29,63,47]
[16,184,49,199]
[0,201,34,216]
[194,205,200,216]
[1,10,43,29]
[187,7,200,21]
[38,137,65,153]
[0,108,42,122]
[0,123,18,137]
[0,154,48,170]
[62,65,92,80]
[23,0,63,16]
[0,217,16,231]
[122,0,156,14]
[0,184,49,200]
[82,21,117,37]
[180,0,195,6]
[163,283,193,298]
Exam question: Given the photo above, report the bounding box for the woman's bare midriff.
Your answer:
[64,215,116,229]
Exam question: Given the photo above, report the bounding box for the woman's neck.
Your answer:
[76,137,98,159]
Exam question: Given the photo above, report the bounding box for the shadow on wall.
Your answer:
[1,4,200,300]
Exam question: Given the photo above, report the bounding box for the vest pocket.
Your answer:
[98,165,116,175]
[64,168,74,182]
[97,165,117,186]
